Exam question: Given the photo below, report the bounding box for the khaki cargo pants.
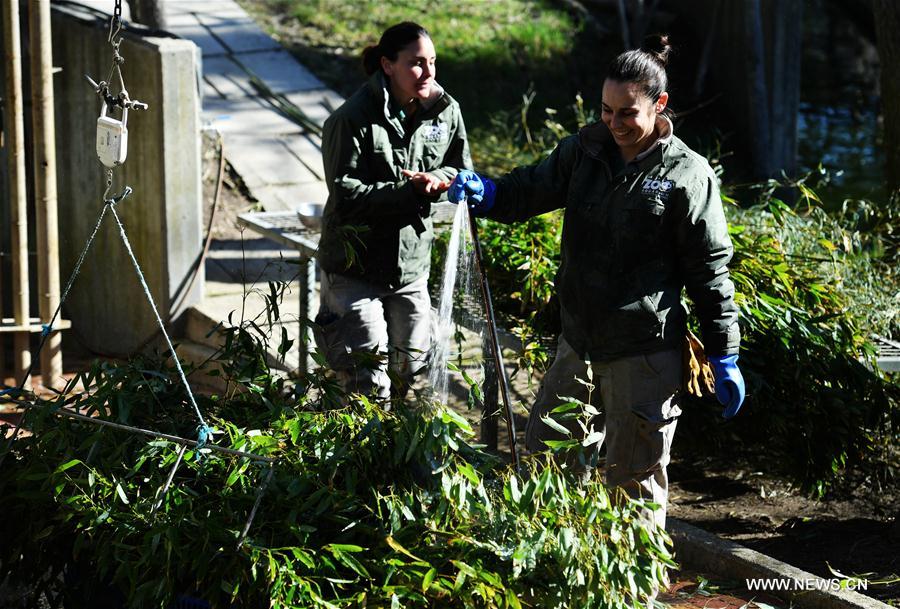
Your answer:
[525,336,682,528]
[314,272,432,400]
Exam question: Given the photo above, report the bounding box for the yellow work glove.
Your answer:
[682,329,716,398]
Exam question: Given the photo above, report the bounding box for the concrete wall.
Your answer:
[50,3,203,355]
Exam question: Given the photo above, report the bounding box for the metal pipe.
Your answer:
[2,0,32,388]
[29,0,63,389]
[467,211,519,469]
[53,407,276,463]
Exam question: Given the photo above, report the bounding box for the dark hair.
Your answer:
[607,34,673,104]
[361,22,431,76]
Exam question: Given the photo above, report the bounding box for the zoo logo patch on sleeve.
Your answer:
[422,122,449,143]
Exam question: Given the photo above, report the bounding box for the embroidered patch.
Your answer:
[641,175,674,201]
[422,122,449,143]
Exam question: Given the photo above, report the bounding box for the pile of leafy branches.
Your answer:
[0,317,673,608]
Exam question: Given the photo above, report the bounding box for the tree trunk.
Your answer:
[741,0,773,180]
[873,0,900,193]
[694,0,803,183]
[763,0,803,181]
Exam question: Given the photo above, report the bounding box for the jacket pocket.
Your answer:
[628,398,681,473]
[604,296,662,347]
[313,309,365,371]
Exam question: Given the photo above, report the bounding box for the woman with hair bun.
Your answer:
[315,22,471,401]
[448,36,744,528]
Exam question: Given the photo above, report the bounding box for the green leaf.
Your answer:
[506,588,523,609]
[457,462,480,486]
[543,439,579,451]
[115,483,129,505]
[385,536,425,562]
[53,459,82,474]
[549,401,581,414]
[440,408,473,433]
[422,567,437,593]
[33,526,54,540]
[327,543,364,553]
[539,415,571,436]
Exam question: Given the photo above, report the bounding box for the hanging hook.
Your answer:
[107,0,123,43]
[107,14,122,44]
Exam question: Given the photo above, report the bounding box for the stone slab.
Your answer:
[668,519,892,609]
[225,134,318,190]
[164,0,247,19]
[202,96,302,135]
[284,88,345,126]
[236,49,325,93]
[164,21,228,57]
[197,18,281,54]
[201,55,257,99]
[282,134,325,181]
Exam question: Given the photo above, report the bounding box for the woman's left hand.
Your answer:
[401,170,450,195]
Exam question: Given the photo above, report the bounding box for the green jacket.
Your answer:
[487,118,740,360]
[318,72,472,287]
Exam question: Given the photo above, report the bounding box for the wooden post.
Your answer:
[29,0,63,389]
[2,0,32,389]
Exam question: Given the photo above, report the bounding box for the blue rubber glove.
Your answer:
[448,170,496,215]
[708,354,746,419]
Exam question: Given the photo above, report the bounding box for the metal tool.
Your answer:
[466,204,519,469]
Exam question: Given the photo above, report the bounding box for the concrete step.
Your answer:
[182,302,300,375]
[174,340,229,394]
[184,305,227,351]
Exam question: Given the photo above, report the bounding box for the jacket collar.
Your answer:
[634,114,673,164]
[578,114,675,168]
[369,72,449,137]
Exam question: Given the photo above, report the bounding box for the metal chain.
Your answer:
[108,0,122,43]
[90,0,146,112]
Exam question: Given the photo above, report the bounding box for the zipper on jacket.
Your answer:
[586,158,614,212]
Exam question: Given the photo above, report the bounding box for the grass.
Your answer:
[240,0,614,143]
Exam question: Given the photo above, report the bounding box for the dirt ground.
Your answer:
[667,452,900,605]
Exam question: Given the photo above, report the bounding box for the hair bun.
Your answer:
[642,34,672,68]
[361,44,382,75]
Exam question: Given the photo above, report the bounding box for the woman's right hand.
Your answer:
[401,170,449,196]
[448,170,496,214]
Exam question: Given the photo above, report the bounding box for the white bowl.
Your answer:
[296,202,324,230]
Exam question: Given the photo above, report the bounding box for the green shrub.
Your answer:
[680,189,899,496]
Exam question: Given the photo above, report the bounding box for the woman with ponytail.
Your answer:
[316,22,471,401]
[447,36,744,529]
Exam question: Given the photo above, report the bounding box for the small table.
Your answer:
[236,211,320,373]
[873,335,900,372]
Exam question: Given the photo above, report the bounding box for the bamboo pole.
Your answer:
[29,0,62,389]
[2,0,32,389]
